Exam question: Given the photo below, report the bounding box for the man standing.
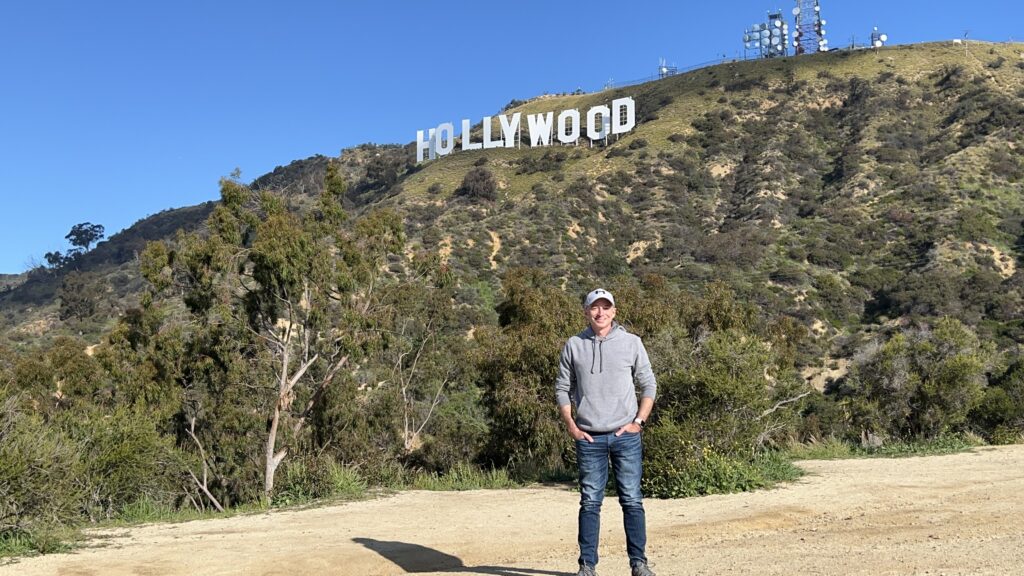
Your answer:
[555,288,657,576]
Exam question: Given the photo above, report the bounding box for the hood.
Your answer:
[580,322,625,374]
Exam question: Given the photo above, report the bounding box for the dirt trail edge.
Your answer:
[5,445,1024,576]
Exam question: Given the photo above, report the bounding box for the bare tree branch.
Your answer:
[185,417,225,513]
[758,391,812,419]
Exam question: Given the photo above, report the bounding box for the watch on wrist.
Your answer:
[633,417,645,429]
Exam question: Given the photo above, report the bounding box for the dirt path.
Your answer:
[5,445,1024,576]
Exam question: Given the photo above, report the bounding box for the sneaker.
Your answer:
[631,562,655,576]
[577,564,598,576]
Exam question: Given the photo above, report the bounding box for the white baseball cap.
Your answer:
[583,288,615,308]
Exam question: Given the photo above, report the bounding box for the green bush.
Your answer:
[969,361,1024,442]
[838,318,994,440]
[643,420,800,498]
[410,462,517,491]
[273,454,367,506]
[0,397,86,538]
[63,407,184,520]
[455,167,497,201]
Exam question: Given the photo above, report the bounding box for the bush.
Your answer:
[409,462,517,490]
[65,407,184,520]
[455,167,497,201]
[838,318,993,440]
[969,361,1024,442]
[643,420,800,498]
[0,397,86,538]
[273,453,367,506]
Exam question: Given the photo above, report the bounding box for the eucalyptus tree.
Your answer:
[143,163,405,502]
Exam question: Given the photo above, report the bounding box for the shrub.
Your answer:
[273,453,367,506]
[838,318,994,440]
[410,462,517,490]
[64,407,184,520]
[969,361,1024,442]
[0,397,87,538]
[455,167,497,201]
[643,419,800,498]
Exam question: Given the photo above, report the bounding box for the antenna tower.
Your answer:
[743,11,788,59]
[870,27,888,48]
[792,0,827,54]
[658,58,678,79]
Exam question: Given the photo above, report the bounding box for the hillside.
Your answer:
[377,41,1024,372]
[2,41,1023,375]
[3,41,1024,555]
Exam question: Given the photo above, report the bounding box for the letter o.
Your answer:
[557,109,580,144]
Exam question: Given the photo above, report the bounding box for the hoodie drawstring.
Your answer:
[590,339,604,374]
[590,339,596,374]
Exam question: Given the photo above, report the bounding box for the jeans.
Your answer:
[575,430,646,568]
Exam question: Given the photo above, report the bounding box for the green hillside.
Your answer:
[2,41,1024,553]
[387,42,1024,367]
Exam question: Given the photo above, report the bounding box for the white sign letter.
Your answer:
[611,97,636,135]
[557,109,580,144]
[416,128,436,163]
[586,105,610,141]
[434,122,455,156]
[483,116,503,149]
[527,112,554,147]
[461,119,481,151]
[499,113,521,148]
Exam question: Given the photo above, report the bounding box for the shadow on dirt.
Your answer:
[353,537,572,576]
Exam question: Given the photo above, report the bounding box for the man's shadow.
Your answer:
[353,537,571,576]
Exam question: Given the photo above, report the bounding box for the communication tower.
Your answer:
[870,27,889,48]
[742,11,789,59]
[792,0,827,54]
[658,58,678,79]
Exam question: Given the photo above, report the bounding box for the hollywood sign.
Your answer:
[416,96,636,163]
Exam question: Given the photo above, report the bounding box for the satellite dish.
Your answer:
[874,40,883,48]
[761,38,770,46]
[814,5,820,11]
[880,34,888,42]
[820,19,827,25]
[792,7,800,15]
[820,29,826,36]
[761,30,770,38]
[793,40,799,47]
[775,20,783,28]
[772,36,781,45]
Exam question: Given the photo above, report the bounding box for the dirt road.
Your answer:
[5,445,1024,576]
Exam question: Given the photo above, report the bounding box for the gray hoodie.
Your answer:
[555,322,657,433]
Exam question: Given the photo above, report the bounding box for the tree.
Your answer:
[144,165,405,502]
[477,268,578,473]
[59,271,101,321]
[44,251,66,269]
[65,222,105,252]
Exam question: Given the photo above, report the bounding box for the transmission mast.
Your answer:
[792,0,828,54]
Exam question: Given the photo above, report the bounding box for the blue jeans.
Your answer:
[575,431,647,568]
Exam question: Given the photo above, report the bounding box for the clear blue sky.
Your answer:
[1,0,1020,273]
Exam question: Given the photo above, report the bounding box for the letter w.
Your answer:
[527,112,554,147]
